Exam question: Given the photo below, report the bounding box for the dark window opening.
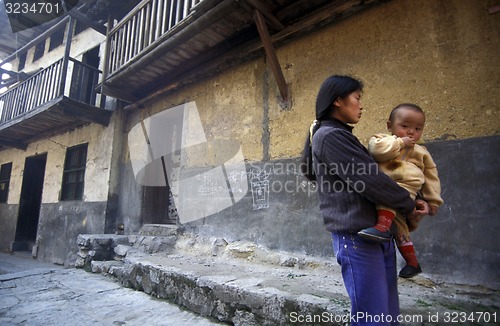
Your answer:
[61,143,88,201]
[70,47,100,105]
[74,20,86,35]
[49,27,65,51]
[0,162,12,203]
[18,52,27,71]
[33,40,45,62]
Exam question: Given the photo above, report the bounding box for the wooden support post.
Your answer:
[246,0,285,31]
[253,9,289,104]
[59,17,75,97]
[99,15,115,108]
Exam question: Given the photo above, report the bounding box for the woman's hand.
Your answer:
[414,199,429,215]
[407,199,429,231]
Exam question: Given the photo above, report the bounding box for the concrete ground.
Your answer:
[0,252,225,326]
[77,232,500,325]
[2,231,499,326]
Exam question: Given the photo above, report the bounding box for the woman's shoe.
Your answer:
[358,227,391,242]
[399,264,422,278]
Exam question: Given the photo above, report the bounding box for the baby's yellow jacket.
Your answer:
[368,134,444,208]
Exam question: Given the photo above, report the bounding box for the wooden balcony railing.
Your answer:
[106,0,204,77]
[0,58,102,126]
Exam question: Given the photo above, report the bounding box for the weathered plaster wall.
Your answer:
[118,0,499,288]
[127,0,498,162]
[125,60,266,162]
[267,0,499,154]
[0,122,114,204]
[19,26,105,73]
[0,117,117,257]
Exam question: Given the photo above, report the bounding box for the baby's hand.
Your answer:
[401,136,415,147]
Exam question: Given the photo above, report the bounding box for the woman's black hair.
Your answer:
[300,75,364,181]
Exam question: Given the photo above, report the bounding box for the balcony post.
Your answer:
[100,15,115,108]
[59,17,75,97]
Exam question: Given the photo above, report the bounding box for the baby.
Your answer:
[358,103,444,278]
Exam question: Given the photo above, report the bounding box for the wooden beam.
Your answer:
[253,9,289,103]
[0,43,16,55]
[0,138,27,150]
[99,84,140,103]
[245,0,285,31]
[67,8,107,35]
[60,97,112,126]
[0,68,17,77]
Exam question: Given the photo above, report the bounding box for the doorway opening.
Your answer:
[142,185,177,225]
[13,153,47,251]
[70,46,100,105]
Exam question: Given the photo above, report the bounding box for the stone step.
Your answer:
[75,229,178,270]
[105,251,349,325]
[78,233,500,325]
[97,248,500,326]
[139,224,178,237]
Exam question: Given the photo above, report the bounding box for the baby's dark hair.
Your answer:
[389,103,425,122]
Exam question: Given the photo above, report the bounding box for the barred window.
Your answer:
[61,144,88,201]
[0,162,12,203]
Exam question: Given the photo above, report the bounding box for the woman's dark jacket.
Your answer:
[312,119,415,233]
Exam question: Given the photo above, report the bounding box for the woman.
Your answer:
[301,75,428,325]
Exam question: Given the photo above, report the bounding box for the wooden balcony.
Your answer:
[101,0,385,104]
[0,57,112,150]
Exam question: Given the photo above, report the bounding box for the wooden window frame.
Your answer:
[61,143,88,201]
[0,162,13,203]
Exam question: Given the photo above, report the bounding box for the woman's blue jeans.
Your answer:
[332,232,400,326]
